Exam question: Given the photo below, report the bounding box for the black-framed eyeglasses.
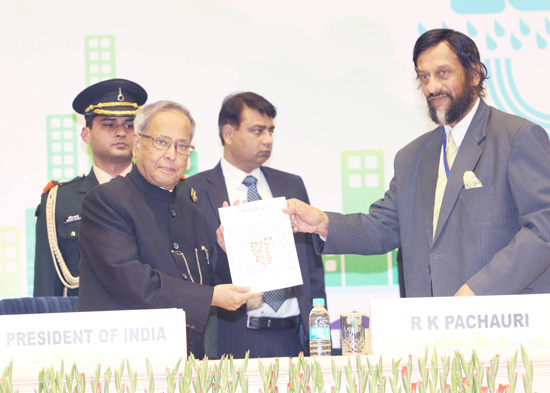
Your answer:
[139,133,195,156]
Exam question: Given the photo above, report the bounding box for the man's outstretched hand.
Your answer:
[283,198,330,237]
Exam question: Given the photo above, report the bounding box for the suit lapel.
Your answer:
[433,100,489,241]
[205,162,230,223]
[261,167,284,198]
[418,129,443,247]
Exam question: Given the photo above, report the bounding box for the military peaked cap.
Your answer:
[72,78,147,116]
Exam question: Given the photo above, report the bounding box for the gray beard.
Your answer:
[435,109,447,125]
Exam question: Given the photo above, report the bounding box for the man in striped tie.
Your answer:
[188,92,327,358]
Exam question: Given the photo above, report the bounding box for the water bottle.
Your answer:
[309,298,331,356]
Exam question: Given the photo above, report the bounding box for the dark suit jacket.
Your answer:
[76,166,215,357]
[187,163,326,356]
[34,169,98,296]
[322,99,550,296]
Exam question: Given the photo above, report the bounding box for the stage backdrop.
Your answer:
[1,0,549,339]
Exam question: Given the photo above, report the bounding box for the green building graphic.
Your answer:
[26,208,36,295]
[185,150,198,177]
[46,114,79,181]
[0,227,22,297]
[85,35,116,86]
[323,150,398,287]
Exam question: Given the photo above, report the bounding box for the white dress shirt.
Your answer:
[438,97,480,172]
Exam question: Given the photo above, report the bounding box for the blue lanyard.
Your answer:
[442,128,451,178]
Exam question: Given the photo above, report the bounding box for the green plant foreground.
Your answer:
[0,346,536,393]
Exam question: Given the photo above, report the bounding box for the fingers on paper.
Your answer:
[216,225,226,251]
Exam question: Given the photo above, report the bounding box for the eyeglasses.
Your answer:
[139,134,195,156]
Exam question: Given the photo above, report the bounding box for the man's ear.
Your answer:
[222,124,235,145]
[469,63,481,88]
[81,127,91,144]
[133,133,141,157]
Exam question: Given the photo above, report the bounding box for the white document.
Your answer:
[218,197,303,292]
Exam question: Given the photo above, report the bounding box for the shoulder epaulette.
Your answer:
[42,174,86,194]
[43,180,64,194]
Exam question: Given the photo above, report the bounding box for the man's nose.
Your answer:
[163,142,178,160]
[424,77,442,96]
[115,125,131,137]
[262,132,273,145]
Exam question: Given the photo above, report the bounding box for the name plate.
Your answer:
[370,294,550,354]
[0,308,186,365]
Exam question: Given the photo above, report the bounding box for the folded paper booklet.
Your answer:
[219,197,303,292]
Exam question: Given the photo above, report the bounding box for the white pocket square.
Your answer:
[463,171,483,189]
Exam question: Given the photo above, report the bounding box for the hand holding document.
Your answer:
[218,197,303,292]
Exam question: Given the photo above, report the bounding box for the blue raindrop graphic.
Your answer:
[442,22,449,29]
[487,34,497,50]
[495,20,505,37]
[546,18,550,34]
[418,23,427,35]
[520,19,531,36]
[467,21,478,37]
[536,33,547,49]
[511,33,522,50]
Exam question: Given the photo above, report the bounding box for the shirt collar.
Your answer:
[221,157,264,190]
[444,97,480,148]
[93,162,133,185]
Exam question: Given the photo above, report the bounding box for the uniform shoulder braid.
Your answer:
[42,175,82,294]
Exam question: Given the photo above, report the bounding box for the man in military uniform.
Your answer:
[33,78,148,297]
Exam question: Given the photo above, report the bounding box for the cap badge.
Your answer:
[117,87,125,102]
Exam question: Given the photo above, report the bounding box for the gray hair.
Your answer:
[135,100,196,140]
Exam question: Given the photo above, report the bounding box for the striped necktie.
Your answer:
[433,131,458,238]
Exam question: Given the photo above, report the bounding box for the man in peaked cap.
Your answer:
[34,78,147,297]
